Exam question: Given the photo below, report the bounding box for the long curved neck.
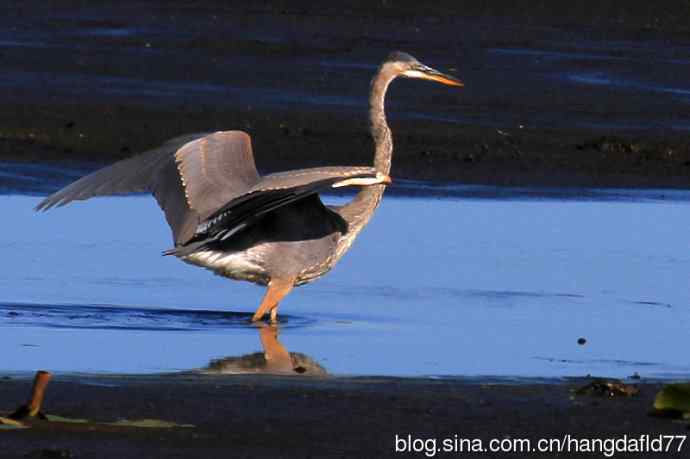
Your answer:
[370,65,396,174]
[333,64,398,258]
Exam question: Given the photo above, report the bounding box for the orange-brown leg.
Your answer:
[251,277,296,323]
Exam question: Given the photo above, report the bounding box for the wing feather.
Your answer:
[168,167,382,255]
[35,131,261,245]
[174,131,259,219]
[36,128,382,252]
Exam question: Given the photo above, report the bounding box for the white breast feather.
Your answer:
[182,250,266,283]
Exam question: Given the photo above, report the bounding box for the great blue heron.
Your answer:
[36,51,462,322]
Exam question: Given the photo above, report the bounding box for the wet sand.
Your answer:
[0,374,688,458]
[2,1,690,188]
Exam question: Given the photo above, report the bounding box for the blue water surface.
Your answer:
[1,186,689,379]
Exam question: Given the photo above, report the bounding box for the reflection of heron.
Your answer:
[202,323,327,376]
[36,51,462,322]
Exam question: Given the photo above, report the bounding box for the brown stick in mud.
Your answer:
[9,370,52,420]
[27,371,52,416]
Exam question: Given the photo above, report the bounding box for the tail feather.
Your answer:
[162,239,213,257]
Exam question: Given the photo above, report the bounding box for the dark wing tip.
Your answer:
[34,198,54,212]
[34,195,66,212]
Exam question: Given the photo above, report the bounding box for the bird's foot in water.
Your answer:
[250,307,279,324]
[251,276,295,323]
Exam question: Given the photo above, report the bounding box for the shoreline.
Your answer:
[1,372,688,458]
[7,157,690,201]
[5,126,690,192]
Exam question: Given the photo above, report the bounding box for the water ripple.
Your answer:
[0,301,314,331]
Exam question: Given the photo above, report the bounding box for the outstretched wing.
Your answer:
[36,129,384,253]
[35,131,261,245]
[35,133,207,210]
[174,131,259,219]
[169,166,382,256]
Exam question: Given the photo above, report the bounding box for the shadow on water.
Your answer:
[0,302,314,332]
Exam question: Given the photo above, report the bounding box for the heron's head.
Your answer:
[385,51,463,87]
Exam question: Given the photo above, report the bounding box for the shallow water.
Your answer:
[1,182,690,379]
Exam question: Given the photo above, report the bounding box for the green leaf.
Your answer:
[654,383,690,414]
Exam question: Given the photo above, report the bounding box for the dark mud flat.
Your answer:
[0,374,688,458]
[2,1,690,188]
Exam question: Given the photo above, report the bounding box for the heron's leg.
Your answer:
[251,277,295,322]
